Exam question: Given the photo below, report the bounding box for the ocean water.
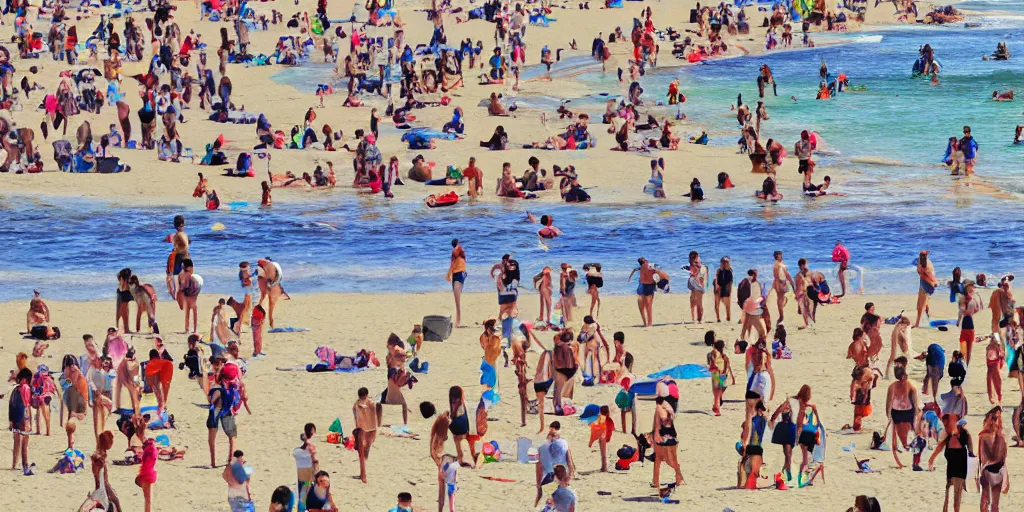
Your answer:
[3,12,1022,302]
[1,191,1022,302]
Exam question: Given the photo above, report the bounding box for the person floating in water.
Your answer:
[991,89,1014,102]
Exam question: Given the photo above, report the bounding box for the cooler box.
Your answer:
[422,315,453,341]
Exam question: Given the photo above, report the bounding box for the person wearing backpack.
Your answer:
[9,368,35,475]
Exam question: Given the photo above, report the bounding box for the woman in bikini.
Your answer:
[929,413,973,512]
[886,357,920,468]
[577,316,609,379]
[977,407,1009,512]
[294,423,319,507]
[652,396,684,489]
[448,386,477,467]
[116,268,134,333]
[552,330,579,414]
[583,264,603,318]
[492,256,520,321]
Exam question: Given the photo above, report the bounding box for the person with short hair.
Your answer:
[353,387,378,484]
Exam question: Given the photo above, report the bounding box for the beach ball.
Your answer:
[211,222,226,232]
[482,443,495,456]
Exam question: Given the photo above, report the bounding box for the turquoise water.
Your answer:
[4,12,1022,302]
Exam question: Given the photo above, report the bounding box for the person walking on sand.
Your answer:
[9,368,35,475]
[353,387,378,483]
[772,251,796,325]
[886,357,920,468]
[708,339,735,416]
[652,395,684,489]
[177,259,202,333]
[256,258,288,329]
[977,407,1009,512]
[631,257,657,327]
[957,280,983,366]
[583,263,603,318]
[713,257,734,323]
[915,251,939,328]
[928,414,974,512]
[446,239,467,328]
[795,258,812,329]
[534,267,554,325]
[166,215,190,299]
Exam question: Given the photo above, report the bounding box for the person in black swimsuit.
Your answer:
[714,257,734,322]
[116,268,134,333]
[929,414,973,512]
[652,396,684,489]
[583,263,603,318]
[448,386,477,467]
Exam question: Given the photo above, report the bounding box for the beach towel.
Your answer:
[268,327,309,333]
[647,364,710,380]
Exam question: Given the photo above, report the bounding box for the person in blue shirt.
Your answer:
[916,342,945,398]
[959,125,978,177]
[387,491,414,512]
[487,47,505,80]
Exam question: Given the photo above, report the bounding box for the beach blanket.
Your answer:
[268,327,309,333]
[275,365,368,373]
[647,364,711,380]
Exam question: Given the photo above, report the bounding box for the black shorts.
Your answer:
[798,160,809,174]
[533,379,553,394]
[798,430,817,450]
[745,390,761,400]
[745,445,764,457]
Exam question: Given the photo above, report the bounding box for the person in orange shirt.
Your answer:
[145,348,174,413]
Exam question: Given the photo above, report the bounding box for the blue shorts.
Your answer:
[452,271,467,284]
[498,292,517,305]
[446,483,457,496]
[638,283,656,296]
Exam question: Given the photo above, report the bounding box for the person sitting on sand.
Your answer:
[487,92,508,116]
[408,154,434,182]
[26,293,58,341]
[480,125,509,150]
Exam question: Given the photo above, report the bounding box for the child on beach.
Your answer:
[847,365,879,432]
[440,455,459,512]
[708,339,735,416]
[589,405,613,472]
[389,492,415,512]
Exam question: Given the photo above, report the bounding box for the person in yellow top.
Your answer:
[446,239,467,327]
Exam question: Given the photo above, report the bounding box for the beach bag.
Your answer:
[422,316,453,341]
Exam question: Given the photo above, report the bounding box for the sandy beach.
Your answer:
[1,0,1021,510]
[2,290,1022,511]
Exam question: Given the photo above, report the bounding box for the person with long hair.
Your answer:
[294,423,319,506]
[583,264,603,318]
[794,384,820,485]
[651,395,684,489]
[886,356,920,468]
[929,414,974,512]
[914,250,939,328]
[448,386,476,467]
[91,430,122,511]
[446,239,467,328]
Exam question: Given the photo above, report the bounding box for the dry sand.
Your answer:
[1,290,1020,511]
[0,0,903,208]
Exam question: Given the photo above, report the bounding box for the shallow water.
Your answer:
[5,12,1023,302]
[2,192,1022,301]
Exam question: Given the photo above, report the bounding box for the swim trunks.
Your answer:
[638,283,655,296]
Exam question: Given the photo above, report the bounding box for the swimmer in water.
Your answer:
[992,89,1014,102]
[527,212,562,239]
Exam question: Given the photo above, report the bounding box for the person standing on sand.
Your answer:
[886,357,919,469]
[957,280,983,366]
[928,414,973,512]
[795,131,812,185]
[686,251,707,323]
[795,258,812,329]
[446,239,467,328]
[632,257,657,327]
[771,251,796,325]
[861,303,883,361]
[832,240,850,297]
[713,257,734,323]
[977,407,1009,512]
[353,387,378,484]
[177,259,201,334]
[166,215,190,299]
[915,250,939,328]
[652,395,684,489]
[988,276,1013,335]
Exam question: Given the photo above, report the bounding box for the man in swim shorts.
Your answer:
[635,258,656,327]
[166,215,190,298]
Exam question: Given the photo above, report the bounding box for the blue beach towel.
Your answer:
[268,327,310,333]
[647,364,711,380]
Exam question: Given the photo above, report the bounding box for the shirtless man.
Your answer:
[352,387,378,484]
[256,258,288,329]
[771,251,796,325]
[632,258,657,327]
[847,327,869,367]
[795,259,812,329]
[989,277,1013,334]
[166,215,190,298]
